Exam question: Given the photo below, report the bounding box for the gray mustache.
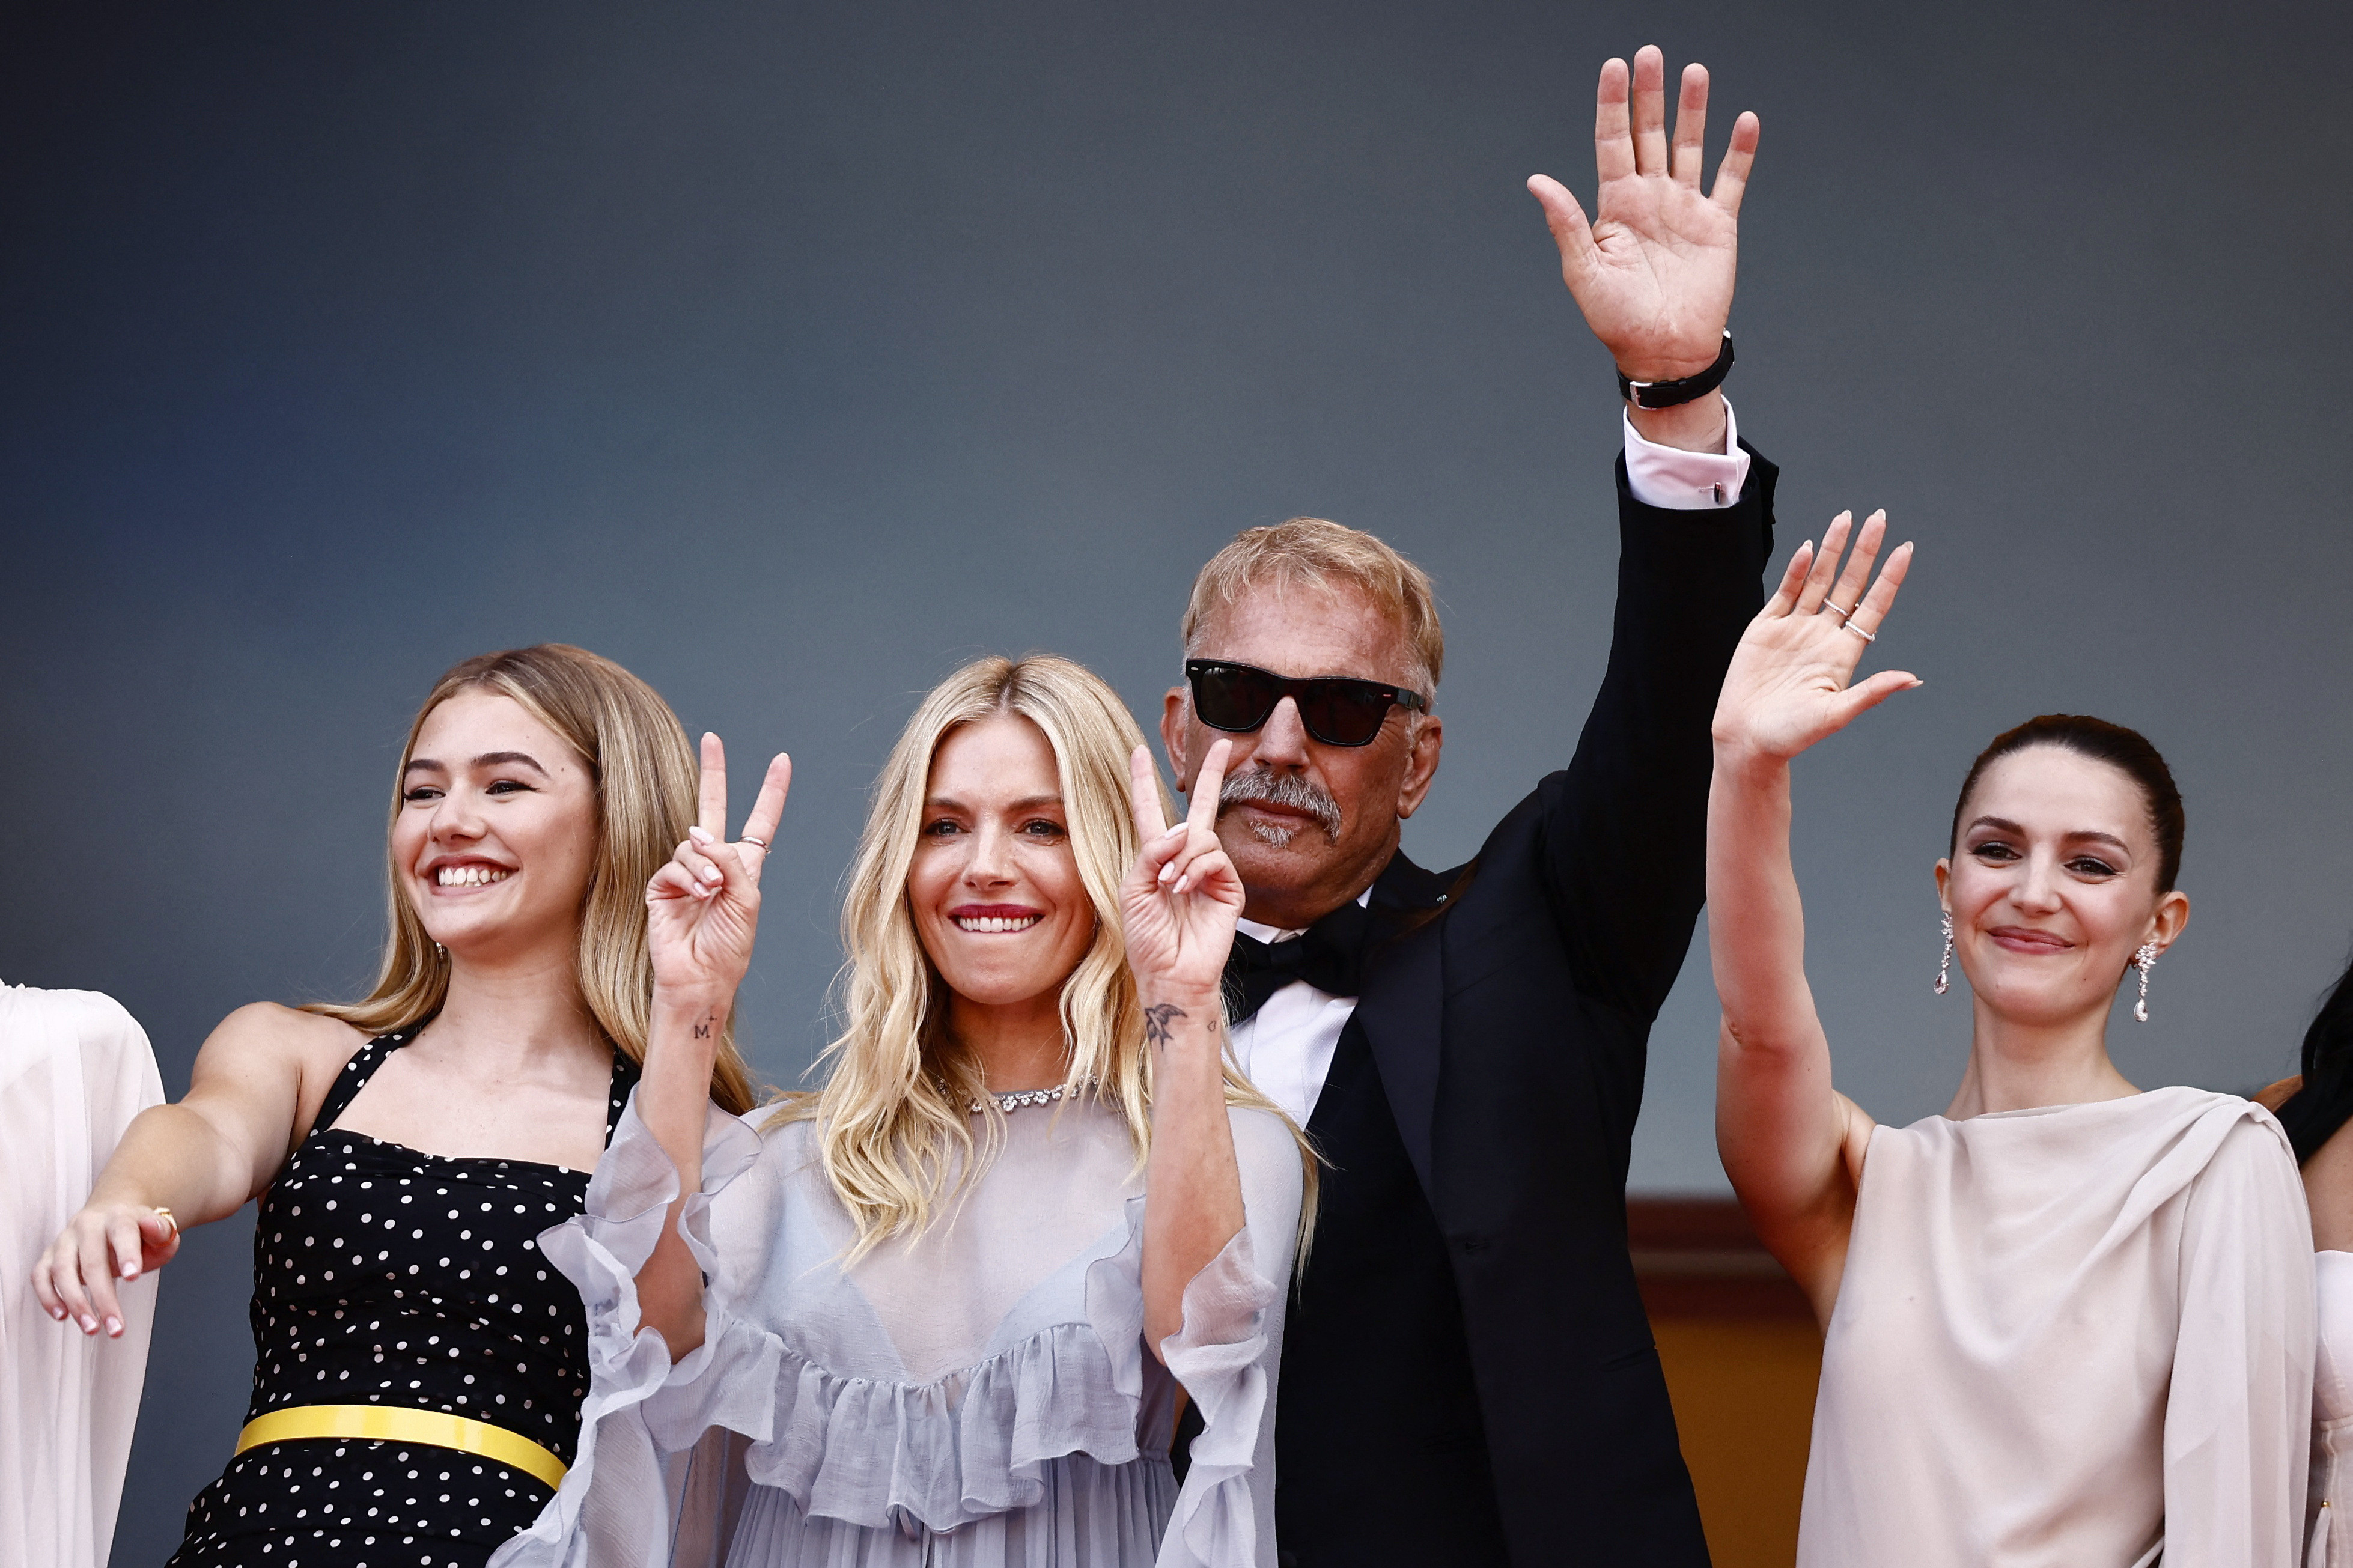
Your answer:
[1217,768,1343,842]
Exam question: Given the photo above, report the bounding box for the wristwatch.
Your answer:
[1618,332,1734,410]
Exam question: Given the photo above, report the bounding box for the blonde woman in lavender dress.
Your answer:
[498,655,1311,1568]
[1706,512,2313,1567]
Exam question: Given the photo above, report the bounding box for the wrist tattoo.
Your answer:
[1142,1003,1186,1050]
[692,1015,714,1040]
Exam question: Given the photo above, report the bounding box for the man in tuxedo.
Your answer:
[1158,49,1774,1566]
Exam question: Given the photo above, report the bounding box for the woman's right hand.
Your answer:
[1711,509,1919,765]
[646,734,791,1029]
[31,1201,180,1337]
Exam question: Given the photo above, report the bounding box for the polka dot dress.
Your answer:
[168,1030,639,1568]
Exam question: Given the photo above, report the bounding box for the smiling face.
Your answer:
[1937,744,2190,1029]
[1161,581,1443,929]
[392,690,600,967]
[907,713,1098,1015]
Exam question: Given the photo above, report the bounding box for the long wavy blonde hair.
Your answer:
[773,654,1315,1258]
[308,643,758,1114]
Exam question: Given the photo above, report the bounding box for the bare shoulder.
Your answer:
[192,1003,370,1093]
[204,1001,368,1059]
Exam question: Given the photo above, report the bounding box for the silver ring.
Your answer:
[1825,600,1857,623]
[1842,619,1877,643]
[741,834,769,849]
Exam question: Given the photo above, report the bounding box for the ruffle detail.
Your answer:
[1157,1226,1278,1567]
[488,1099,766,1568]
[644,1183,1155,1535]
[495,1093,1292,1568]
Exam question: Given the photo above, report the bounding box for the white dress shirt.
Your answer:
[1223,408,1748,1128]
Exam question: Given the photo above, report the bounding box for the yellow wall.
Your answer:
[1652,1319,1822,1568]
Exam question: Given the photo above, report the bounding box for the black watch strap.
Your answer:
[1618,332,1734,410]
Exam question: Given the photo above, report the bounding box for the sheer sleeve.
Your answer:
[2163,1110,2316,1568]
[0,987,163,1568]
[489,1098,772,1568]
[1155,1107,1305,1568]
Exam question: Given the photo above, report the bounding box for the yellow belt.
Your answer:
[234,1403,567,1492]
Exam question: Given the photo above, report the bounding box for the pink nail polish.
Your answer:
[105,1316,122,1336]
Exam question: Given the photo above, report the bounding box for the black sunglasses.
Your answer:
[1184,660,1428,748]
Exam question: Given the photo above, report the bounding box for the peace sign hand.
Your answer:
[1121,741,1246,1009]
[1712,511,1920,765]
[646,733,792,1011]
[1528,46,1759,382]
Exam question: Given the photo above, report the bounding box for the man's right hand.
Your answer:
[1528,47,1758,427]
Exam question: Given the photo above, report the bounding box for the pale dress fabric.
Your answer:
[0,985,164,1568]
[2305,1251,2353,1563]
[1800,1086,2315,1568]
[492,1092,1304,1568]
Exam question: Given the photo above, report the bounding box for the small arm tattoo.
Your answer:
[692,1018,713,1039]
[1142,1003,1186,1050]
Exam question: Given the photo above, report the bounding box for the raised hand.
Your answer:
[645,733,791,1011]
[1712,511,1919,764]
[1528,46,1759,383]
[1121,740,1246,1006]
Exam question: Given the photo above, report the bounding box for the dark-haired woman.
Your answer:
[31,644,781,1568]
[1706,511,2313,1566]
[2257,958,2353,1564]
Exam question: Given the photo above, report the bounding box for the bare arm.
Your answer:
[634,735,791,1358]
[31,1001,356,1336]
[1124,741,1249,1358]
[1708,512,1916,1317]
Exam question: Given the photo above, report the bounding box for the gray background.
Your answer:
[3,1,2349,1558]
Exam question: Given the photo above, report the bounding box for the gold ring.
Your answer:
[151,1207,178,1235]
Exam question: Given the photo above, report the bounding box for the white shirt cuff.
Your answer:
[1622,397,1751,510]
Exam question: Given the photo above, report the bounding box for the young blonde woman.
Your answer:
[496,655,1312,1568]
[1708,514,2313,1566]
[31,643,774,1567]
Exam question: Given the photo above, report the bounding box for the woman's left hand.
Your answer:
[1121,740,1245,1007]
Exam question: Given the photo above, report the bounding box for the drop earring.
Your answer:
[1934,911,1953,995]
[2132,942,2158,1023]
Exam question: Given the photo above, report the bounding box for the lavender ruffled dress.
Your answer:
[491,1093,1302,1568]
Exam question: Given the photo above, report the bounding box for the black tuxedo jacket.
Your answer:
[1275,449,1776,1567]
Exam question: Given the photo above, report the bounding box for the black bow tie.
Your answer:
[1223,895,1375,1023]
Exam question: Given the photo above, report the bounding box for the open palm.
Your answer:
[1121,740,1245,1003]
[1529,47,1758,381]
[1714,511,1919,764]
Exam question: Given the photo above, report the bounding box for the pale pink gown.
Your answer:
[1800,1087,2315,1568]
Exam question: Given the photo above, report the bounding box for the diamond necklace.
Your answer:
[967,1077,1094,1115]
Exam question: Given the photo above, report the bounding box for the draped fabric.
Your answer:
[1802,1087,2315,1568]
[493,1094,1303,1567]
[0,985,163,1568]
[2307,1251,2353,1565]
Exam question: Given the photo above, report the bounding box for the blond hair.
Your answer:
[772,654,1316,1259]
[308,643,758,1115]
[1182,517,1444,696]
